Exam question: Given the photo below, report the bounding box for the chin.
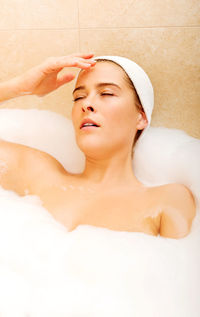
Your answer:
[77,140,107,158]
[79,142,100,154]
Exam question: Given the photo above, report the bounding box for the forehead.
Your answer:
[75,61,127,87]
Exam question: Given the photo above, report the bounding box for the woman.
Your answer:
[0,53,196,238]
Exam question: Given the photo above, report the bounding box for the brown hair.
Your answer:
[96,59,144,156]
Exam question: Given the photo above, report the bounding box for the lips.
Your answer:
[80,118,100,129]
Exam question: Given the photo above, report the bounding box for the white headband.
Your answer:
[94,56,154,132]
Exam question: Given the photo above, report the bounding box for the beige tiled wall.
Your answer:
[0,0,199,138]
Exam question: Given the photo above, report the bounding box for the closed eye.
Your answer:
[101,93,114,96]
[73,96,84,102]
[73,93,114,102]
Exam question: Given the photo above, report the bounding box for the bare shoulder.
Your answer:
[158,183,196,239]
[0,138,66,172]
[0,139,70,195]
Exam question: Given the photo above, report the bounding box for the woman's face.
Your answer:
[71,61,146,158]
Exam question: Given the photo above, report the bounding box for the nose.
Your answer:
[81,104,95,113]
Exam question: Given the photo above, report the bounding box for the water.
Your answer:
[0,109,199,316]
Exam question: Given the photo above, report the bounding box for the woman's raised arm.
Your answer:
[0,53,96,102]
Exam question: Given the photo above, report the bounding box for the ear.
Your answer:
[136,111,148,130]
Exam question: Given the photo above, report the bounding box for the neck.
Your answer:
[80,150,141,189]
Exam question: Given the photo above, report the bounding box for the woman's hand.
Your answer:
[14,53,96,97]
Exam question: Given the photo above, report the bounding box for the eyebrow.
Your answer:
[72,82,121,95]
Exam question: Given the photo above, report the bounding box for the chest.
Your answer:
[39,185,161,236]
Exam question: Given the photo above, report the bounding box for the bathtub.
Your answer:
[0,109,199,317]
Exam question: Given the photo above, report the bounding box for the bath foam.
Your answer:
[0,109,199,316]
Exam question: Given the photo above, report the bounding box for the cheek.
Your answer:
[105,101,137,131]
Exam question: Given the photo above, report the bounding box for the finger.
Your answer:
[41,56,96,73]
[70,57,97,69]
[56,58,96,70]
[72,53,94,59]
[74,60,96,69]
[65,56,96,66]
[56,73,75,88]
[78,57,96,64]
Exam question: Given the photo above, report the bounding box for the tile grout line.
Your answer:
[79,25,200,30]
[0,25,199,31]
[77,0,81,52]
